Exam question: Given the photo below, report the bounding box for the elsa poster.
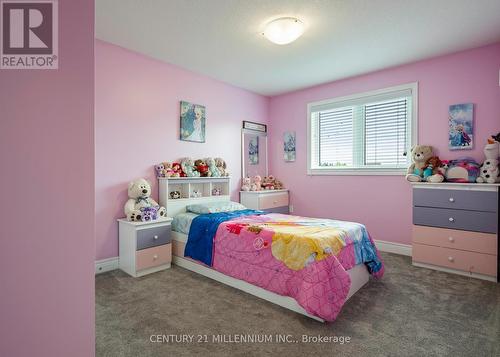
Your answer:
[448,103,473,150]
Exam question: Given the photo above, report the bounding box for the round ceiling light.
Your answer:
[263,17,304,45]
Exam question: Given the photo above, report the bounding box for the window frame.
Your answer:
[307,82,418,176]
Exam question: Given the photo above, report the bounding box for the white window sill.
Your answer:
[307,168,407,176]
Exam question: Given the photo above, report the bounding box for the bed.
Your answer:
[167,196,384,323]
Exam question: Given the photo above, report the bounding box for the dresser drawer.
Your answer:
[413,243,497,276]
[413,207,497,233]
[259,192,289,210]
[136,244,172,271]
[413,188,497,212]
[412,225,497,254]
[137,225,171,250]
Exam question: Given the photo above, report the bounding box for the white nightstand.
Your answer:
[118,217,173,277]
[240,189,290,214]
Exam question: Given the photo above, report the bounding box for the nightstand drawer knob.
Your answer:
[273,200,277,204]
[448,237,454,242]
[448,217,454,222]
[153,254,158,260]
[153,235,159,240]
[448,256,454,262]
[449,197,455,202]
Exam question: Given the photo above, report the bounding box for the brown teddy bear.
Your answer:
[406,145,434,182]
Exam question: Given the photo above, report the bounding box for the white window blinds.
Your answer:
[308,84,416,174]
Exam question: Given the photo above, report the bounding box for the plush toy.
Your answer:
[273,177,284,190]
[423,156,445,183]
[212,187,221,196]
[154,163,166,178]
[446,158,480,183]
[206,157,221,177]
[190,189,202,198]
[251,175,262,191]
[172,162,185,177]
[194,159,209,177]
[140,206,158,222]
[215,157,229,177]
[162,162,177,177]
[476,140,499,183]
[241,177,251,191]
[124,178,166,221]
[181,158,200,177]
[170,190,181,199]
[262,176,275,190]
[406,145,434,182]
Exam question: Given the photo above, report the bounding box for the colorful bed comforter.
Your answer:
[184,211,384,321]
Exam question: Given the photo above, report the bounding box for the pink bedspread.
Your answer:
[211,213,384,321]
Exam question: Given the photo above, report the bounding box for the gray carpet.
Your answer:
[96,252,500,357]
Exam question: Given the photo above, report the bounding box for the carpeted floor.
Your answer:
[96,252,500,357]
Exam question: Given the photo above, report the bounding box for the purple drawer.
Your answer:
[413,207,497,233]
[263,206,289,214]
[413,188,497,212]
[137,225,171,250]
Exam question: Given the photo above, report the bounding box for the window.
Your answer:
[307,83,417,175]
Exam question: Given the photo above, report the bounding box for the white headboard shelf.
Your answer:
[159,177,231,217]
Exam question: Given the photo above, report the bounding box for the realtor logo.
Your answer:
[1,0,58,69]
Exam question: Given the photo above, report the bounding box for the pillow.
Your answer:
[186,201,247,214]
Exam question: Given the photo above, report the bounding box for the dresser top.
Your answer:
[411,182,499,192]
[117,217,173,226]
[240,189,289,194]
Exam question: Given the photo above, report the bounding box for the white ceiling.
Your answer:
[96,0,500,96]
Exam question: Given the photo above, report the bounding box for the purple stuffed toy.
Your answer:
[140,206,158,222]
[154,164,166,178]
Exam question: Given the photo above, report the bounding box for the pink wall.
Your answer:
[268,43,500,245]
[95,40,269,260]
[0,2,95,357]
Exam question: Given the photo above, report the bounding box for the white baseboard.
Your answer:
[95,257,119,274]
[374,239,412,256]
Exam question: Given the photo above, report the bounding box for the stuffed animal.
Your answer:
[124,178,166,221]
[476,140,499,183]
[262,176,275,190]
[154,163,166,178]
[215,157,229,177]
[446,158,480,183]
[406,145,434,182]
[162,162,177,177]
[212,187,222,196]
[172,162,185,177]
[205,157,221,177]
[181,158,200,177]
[251,175,262,191]
[423,156,445,183]
[190,189,202,198]
[273,177,284,190]
[241,177,251,191]
[140,206,158,222]
[170,190,181,199]
[194,159,209,177]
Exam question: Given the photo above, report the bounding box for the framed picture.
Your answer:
[448,103,473,150]
[180,101,206,143]
[284,131,296,162]
[248,136,259,165]
[243,120,267,133]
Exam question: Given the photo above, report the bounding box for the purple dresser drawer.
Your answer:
[136,225,171,250]
[413,188,497,212]
[413,207,497,233]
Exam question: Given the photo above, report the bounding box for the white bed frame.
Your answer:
[162,178,370,323]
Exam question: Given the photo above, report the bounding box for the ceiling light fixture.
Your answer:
[263,17,304,45]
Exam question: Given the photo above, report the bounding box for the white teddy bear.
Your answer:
[124,178,166,221]
[476,141,500,184]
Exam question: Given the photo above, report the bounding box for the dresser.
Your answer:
[411,183,499,282]
[118,217,173,277]
[240,189,290,214]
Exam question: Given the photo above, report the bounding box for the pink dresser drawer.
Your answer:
[412,225,497,255]
[259,192,289,210]
[136,244,171,271]
[413,243,497,276]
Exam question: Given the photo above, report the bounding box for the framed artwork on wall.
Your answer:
[448,103,473,150]
[248,136,259,165]
[180,101,206,143]
[284,131,296,162]
[243,120,267,133]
